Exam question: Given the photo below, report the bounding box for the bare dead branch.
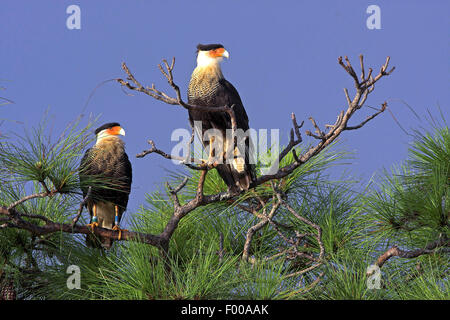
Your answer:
[375,237,449,268]
[255,55,394,186]
[118,61,239,131]
[267,113,304,174]
[308,117,325,139]
[171,177,190,195]
[240,184,324,287]
[291,113,303,141]
[359,54,365,82]
[0,206,164,247]
[117,63,179,105]
[242,197,281,262]
[338,56,359,87]
[7,191,55,211]
[136,139,207,170]
[71,186,91,227]
[345,102,387,130]
[166,177,189,209]
[343,88,352,107]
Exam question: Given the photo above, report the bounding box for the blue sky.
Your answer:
[1,1,448,218]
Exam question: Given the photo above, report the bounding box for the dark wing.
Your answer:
[79,147,94,199]
[78,148,132,211]
[187,76,255,191]
[218,78,249,130]
[217,79,256,190]
[187,78,249,131]
[116,151,132,210]
[80,146,132,249]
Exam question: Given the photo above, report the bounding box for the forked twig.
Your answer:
[71,186,92,227]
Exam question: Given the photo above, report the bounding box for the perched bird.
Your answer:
[79,122,132,248]
[187,43,256,192]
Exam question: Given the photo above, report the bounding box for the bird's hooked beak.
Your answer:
[108,126,125,136]
[222,50,230,59]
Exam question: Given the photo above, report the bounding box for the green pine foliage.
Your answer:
[362,124,448,251]
[0,115,448,300]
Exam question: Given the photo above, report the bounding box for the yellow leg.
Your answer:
[209,136,215,159]
[112,205,127,240]
[200,137,218,167]
[87,204,99,231]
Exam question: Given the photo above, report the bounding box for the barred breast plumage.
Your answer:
[188,66,222,105]
[186,50,256,192]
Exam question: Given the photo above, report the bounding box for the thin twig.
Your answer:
[166,177,189,209]
[345,102,387,130]
[71,186,92,227]
[376,237,449,268]
[7,192,54,211]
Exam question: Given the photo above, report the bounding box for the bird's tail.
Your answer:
[216,163,255,192]
[216,143,256,192]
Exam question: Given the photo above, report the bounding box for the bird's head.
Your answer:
[196,43,229,68]
[95,122,125,143]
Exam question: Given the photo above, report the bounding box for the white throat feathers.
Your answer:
[193,51,228,81]
[196,49,229,68]
[95,128,125,145]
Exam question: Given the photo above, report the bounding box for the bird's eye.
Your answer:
[209,48,224,58]
[106,126,121,135]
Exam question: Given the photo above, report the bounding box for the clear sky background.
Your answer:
[1,1,448,218]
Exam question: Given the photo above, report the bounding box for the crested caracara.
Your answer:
[79,122,132,248]
[187,43,256,192]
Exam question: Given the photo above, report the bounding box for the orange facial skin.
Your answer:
[106,126,122,135]
[208,47,226,58]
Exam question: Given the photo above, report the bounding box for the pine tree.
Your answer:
[0,117,447,299]
[3,55,446,300]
